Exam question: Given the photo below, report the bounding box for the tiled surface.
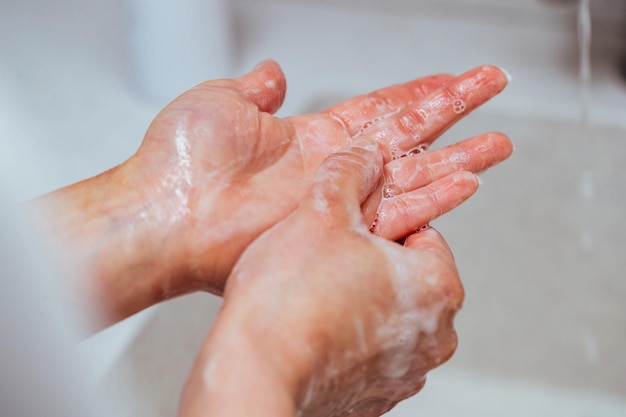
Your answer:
[2,0,625,414]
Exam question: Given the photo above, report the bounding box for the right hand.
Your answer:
[179,138,481,417]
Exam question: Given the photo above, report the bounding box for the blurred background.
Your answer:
[0,0,625,416]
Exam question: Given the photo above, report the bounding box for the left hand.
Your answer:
[127,61,510,293]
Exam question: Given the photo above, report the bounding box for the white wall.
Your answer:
[270,0,626,38]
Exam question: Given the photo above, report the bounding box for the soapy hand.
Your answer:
[129,60,510,293]
[178,138,467,417]
[32,60,511,330]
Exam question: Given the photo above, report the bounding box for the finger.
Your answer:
[404,226,455,264]
[404,226,464,324]
[383,132,512,196]
[209,59,287,114]
[323,74,454,137]
[304,137,383,225]
[364,65,510,160]
[372,171,479,241]
[360,176,384,229]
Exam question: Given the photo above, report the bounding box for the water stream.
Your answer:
[577,0,595,251]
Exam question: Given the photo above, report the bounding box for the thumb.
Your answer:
[205,59,286,114]
[404,226,455,264]
[234,59,287,114]
[304,137,383,225]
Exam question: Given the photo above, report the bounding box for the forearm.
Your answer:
[27,162,178,332]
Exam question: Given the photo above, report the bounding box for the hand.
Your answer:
[130,60,509,291]
[178,138,485,417]
[31,60,510,330]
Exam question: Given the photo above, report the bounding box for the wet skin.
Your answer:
[31,60,512,331]
[179,139,469,417]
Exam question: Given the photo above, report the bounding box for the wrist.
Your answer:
[179,297,306,417]
[28,159,180,331]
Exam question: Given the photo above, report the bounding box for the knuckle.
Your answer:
[397,107,425,138]
[440,82,460,102]
[424,183,444,216]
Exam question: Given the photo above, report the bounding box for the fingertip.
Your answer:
[309,138,384,217]
[498,132,514,158]
[252,58,281,72]
[498,67,513,83]
[438,170,481,204]
[457,171,481,195]
[455,170,481,185]
[344,137,384,175]
[243,59,287,113]
[486,131,514,160]
[487,132,515,165]
[479,64,511,91]
[411,225,448,248]
[457,65,509,96]
[404,226,454,259]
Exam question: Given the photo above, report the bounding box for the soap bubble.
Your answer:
[453,99,466,114]
[406,144,429,156]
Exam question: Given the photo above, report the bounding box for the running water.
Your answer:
[578,0,592,126]
[577,0,595,251]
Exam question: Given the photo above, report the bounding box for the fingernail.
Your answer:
[352,137,379,151]
[498,67,512,83]
[475,174,483,186]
